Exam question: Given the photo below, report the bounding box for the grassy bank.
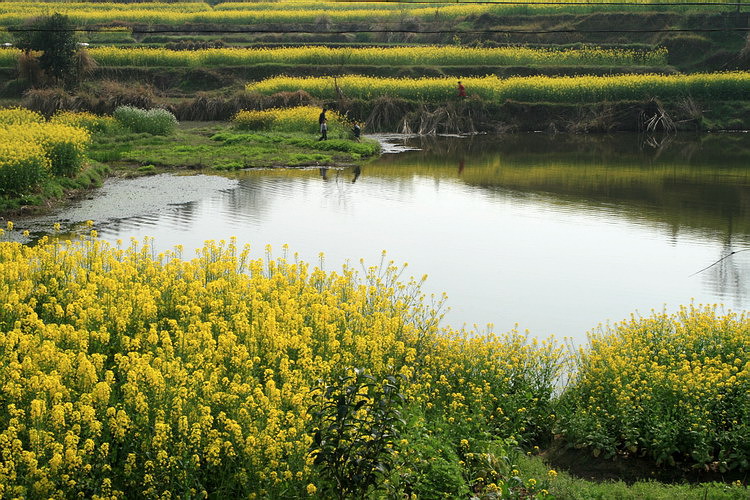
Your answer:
[0,107,378,214]
[90,124,378,173]
[11,81,750,134]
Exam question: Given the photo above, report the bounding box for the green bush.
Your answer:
[555,305,750,471]
[308,369,405,499]
[113,106,177,135]
[393,431,470,499]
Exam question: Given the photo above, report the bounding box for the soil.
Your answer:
[544,439,750,485]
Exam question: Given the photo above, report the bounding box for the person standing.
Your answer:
[457,80,467,98]
[319,119,328,141]
[318,107,327,138]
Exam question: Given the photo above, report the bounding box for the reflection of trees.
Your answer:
[393,132,750,168]
[375,132,750,307]
[369,133,750,240]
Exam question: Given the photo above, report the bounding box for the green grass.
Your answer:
[0,160,108,213]
[516,454,749,500]
[89,123,379,171]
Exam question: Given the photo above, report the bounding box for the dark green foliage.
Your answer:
[48,141,85,177]
[308,369,406,500]
[393,431,470,499]
[12,14,79,87]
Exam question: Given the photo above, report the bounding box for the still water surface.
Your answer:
[22,133,750,346]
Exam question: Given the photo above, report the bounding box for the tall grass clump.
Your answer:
[555,305,750,471]
[113,106,177,135]
[0,234,563,498]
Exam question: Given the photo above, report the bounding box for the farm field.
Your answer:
[0,46,669,69]
[0,0,747,130]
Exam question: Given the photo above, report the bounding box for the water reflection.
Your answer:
[14,133,750,345]
[221,133,750,342]
[370,132,750,252]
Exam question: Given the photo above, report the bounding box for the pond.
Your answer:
[16,132,750,346]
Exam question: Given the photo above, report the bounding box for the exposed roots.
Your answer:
[365,95,413,132]
[400,102,478,135]
[639,98,675,134]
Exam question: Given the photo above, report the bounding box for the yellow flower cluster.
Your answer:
[0,3,480,25]
[0,108,92,191]
[50,110,116,134]
[0,235,561,497]
[0,122,90,177]
[233,106,346,135]
[0,139,49,193]
[412,328,563,443]
[558,305,750,469]
[0,2,210,13]
[0,106,44,126]
[246,72,750,103]
[8,46,666,70]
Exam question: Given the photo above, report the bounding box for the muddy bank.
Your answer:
[18,82,747,132]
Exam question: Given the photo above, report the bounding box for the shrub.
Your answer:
[113,106,177,135]
[0,139,49,193]
[556,305,750,471]
[393,431,470,498]
[309,369,405,499]
[0,123,89,178]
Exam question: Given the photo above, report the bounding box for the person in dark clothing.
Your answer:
[318,108,328,141]
[319,108,327,127]
[352,123,361,141]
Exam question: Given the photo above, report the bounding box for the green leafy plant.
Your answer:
[308,368,406,499]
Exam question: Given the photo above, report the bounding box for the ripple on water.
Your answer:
[20,173,239,231]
